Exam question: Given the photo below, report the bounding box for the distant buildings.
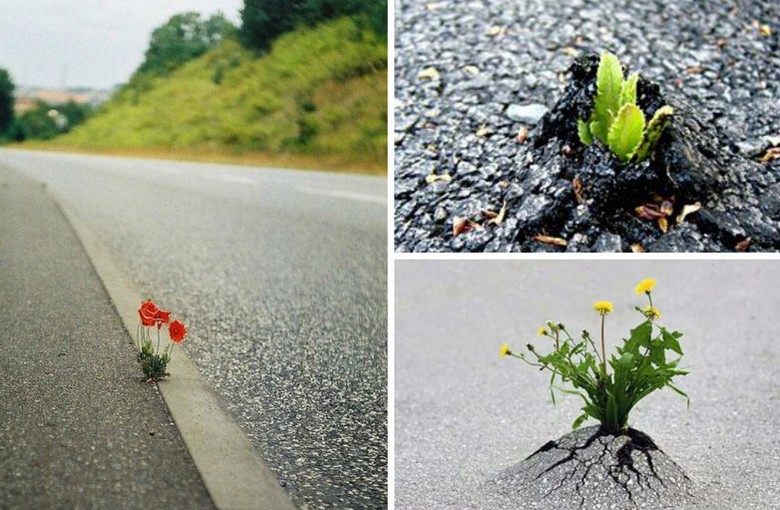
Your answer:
[14,87,113,114]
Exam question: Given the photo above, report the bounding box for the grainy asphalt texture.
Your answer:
[0,166,213,509]
[0,149,387,510]
[394,0,780,251]
[395,260,780,509]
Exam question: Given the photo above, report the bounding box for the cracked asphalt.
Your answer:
[395,260,780,509]
[490,426,693,509]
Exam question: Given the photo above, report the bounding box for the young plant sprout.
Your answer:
[500,279,688,434]
[577,52,674,163]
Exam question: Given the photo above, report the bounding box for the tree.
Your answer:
[137,12,235,77]
[239,0,306,51]
[239,0,386,51]
[0,69,15,134]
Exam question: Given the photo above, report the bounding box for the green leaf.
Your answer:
[572,413,589,430]
[633,105,674,161]
[590,120,607,145]
[591,51,624,144]
[620,72,638,105]
[661,328,684,355]
[625,321,652,354]
[607,103,645,162]
[577,119,593,145]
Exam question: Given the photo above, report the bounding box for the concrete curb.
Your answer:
[54,195,297,510]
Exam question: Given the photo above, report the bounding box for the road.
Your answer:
[395,260,780,509]
[0,149,387,509]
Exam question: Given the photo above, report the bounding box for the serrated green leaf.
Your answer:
[591,51,624,144]
[633,105,674,161]
[577,118,593,145]
[590,120,607,144]
[661,328,683,355]
[607,103,645,162]
[620,72,638,105]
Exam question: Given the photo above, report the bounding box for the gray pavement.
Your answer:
[0,165,214,509]
[395,260,780,510]
[0,148,388,509]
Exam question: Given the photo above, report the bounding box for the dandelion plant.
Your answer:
[500,278,689,434]
[578,52,674,163]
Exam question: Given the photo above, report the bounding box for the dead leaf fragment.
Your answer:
[486,26,507,36]
[676,202,701,224]
[425,172,452,184]
[452,217,468,236]
[476,124,491,138]
[735,237,752,251]
[516,127,529,144]
[716,38,728,48]
[635,204,666,220]
[760,24,772,36]
[532,235,567,247]
[418,67,440,80]
[658,217,669,233]
[759,147,780,163]
[561,47,580,57]
[463,65,480,75]
[631,244,646,253]
[684,64,704,75]
[660,200,674,217]
[572,178,585,204]
[426,2,443,10]
[488,201,508,226]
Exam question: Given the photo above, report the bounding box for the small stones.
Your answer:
[506,103,549,124]
[591,233,622,252]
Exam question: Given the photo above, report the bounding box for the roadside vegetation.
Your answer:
[3,1,388,174]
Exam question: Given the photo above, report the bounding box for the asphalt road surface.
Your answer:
[0,149,387,510]
[395,260,780,509]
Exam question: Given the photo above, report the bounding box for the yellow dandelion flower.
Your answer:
[537,326,547,337]
[593,301,614,316]
[634,278,656,295]
[644,306,661,320]
[499,343,511,358]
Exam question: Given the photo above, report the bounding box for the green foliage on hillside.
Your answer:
[58,17,387,171]
[240,0,386,51]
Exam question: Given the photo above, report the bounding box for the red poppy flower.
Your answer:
[154,308,171,329]
[169,320,186,343]
[138,300,158,327]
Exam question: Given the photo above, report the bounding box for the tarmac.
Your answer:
[0,163,295,509]
[0,164,214,507]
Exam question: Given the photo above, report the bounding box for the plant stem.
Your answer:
[601,315,607,375]
[156,327,161,355]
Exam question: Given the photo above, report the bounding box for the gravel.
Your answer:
[394,0,780,252]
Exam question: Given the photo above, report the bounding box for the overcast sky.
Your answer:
[0,1,243,89]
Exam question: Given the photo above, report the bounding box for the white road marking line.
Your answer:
[296,186,385,205]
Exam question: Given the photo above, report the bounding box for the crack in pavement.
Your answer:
[490,426,695,509]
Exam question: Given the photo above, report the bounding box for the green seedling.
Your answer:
[578,52,673,163]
